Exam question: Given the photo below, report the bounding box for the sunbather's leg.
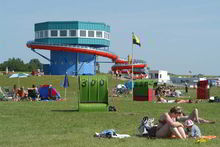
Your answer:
[177,127,186,139]
[176,100,189,103]
[188,108,200,123]
[197,118,215,124]
[156,120,186,139]
[170,126,185,139]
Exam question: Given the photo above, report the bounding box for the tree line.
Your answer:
[0,58,42,72]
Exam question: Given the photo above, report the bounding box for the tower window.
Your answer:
[96,31,102,38]
[44,30,48,38]
[51,30,58,37]
[40,31,43,38]
[104,32,108,39]
[88,31,94,37]
[70,30,77,37]
[60,30,67,37]
[80,30,86,37]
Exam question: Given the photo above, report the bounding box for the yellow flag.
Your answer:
[132,33,141,46]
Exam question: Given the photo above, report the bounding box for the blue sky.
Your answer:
[1,0,220,75]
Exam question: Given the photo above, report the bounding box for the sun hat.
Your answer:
[184,119,194,127]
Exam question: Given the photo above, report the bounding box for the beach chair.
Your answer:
[0,87,10,101]
[78,76,108,111]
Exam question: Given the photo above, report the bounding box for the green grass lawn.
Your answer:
[0,74,219,147]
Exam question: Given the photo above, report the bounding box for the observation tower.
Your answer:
[28,21,110,75]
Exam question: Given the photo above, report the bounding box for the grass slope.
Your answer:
[0,74,219,147]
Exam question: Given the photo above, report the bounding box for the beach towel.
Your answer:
[196,136,216,143]
[94,129,130,139]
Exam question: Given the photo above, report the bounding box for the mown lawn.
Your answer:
[0,74,219,147]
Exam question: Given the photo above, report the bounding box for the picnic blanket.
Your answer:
[170,135,216,140]
[200,136,216,139]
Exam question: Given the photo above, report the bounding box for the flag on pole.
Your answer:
[132,33,141,47]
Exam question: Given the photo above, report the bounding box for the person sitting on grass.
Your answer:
[12,84,19,100]
[18,87,28,100]
[184,119,201,138]
[156,106,186,139]
[28,84,39,100]
[177,108,215,124]
[48,84,57,100]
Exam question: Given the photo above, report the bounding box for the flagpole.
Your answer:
[131,32,140,99]
[65,88,66,99]
[132,33,134,99]
[64,72,69,100]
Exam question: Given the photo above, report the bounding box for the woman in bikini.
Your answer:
[156,106,186,139]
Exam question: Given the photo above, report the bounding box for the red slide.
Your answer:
[27,41,147,72]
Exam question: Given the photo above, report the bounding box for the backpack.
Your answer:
[108,106,117,112]
[138,116,157,137]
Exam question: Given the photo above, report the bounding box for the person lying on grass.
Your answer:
[156,96,202,104]
[177,108,215,124]
[156,106,186,139]
[184,119,201,138]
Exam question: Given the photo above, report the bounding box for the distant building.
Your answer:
[148,70,170,83]
[169,76,220,87]
[170,77,198,85]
